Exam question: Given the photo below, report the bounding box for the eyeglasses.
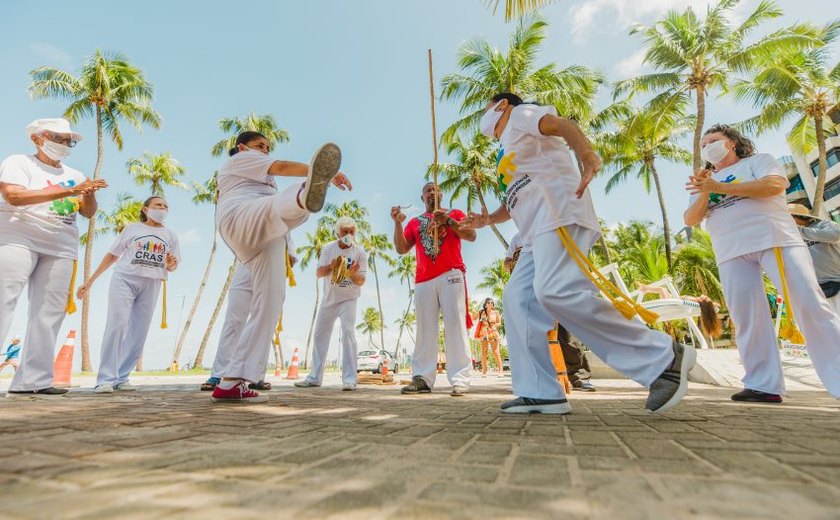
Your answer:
[43,132,78,148]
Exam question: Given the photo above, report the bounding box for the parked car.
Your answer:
[357,350,399,374]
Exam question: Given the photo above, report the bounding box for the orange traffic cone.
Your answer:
[286,347,300,380]
[547,326,572,393]
[381,356,390,382]
[53,330,76,388]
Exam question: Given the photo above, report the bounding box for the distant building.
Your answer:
[784,108,840,222]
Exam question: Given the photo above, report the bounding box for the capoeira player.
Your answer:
[295,216,367,390]
[0,118,107,397]
[391,182,476,396]
[200,235,297,392]
[463,93,695,414]
[212,131,351,403]
[77,196,180,393]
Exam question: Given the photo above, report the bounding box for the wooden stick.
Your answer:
[428,49,440,256]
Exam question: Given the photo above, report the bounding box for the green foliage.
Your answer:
[210,112,290,157]
[127,151,188,196]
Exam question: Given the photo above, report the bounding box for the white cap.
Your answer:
[26,118,84,142]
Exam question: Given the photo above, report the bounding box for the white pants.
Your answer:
[412,268,471,389]
[502,251,567,400]
[829,294,840,319]
[210,264,252,379]
[531,226,674,387]
[305,298,359,385]
[0,245,74,392]
[96,273,161,386]
[718,245,840,396]
[217,184,308,382]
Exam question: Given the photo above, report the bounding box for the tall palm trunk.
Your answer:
[692,84,706,171]
[812,114,829,217]
[272,338,284,373]
[135,357,143,372]
[475,184,509,250]
[173,235,217,364]
[194,259,236,367]
[303,280,321,370]
[649,160,673,270]
[394,282,413,357]
[371,256,386,351]
[80,108,104,372]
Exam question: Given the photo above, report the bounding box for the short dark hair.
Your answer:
[139,196,164,222]
[703,124,755,159]
[228,131,268,156]
[491,92,525,106]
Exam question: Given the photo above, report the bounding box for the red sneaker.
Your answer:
[210,381,268,403]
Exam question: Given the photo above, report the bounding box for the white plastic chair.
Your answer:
[597,263,710,350]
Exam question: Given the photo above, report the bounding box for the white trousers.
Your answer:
[210,263,252,379]
[0,245,74,392]
[217,184,308,382]
[531,226,674,387]
[718,245,840,396]
[96,273,161,386]
[412,268,471,389]
[502,251,567,400]
[305,298,359,385]
[829,293,840,319]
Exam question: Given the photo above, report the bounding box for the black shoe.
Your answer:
[731,389,782,403]
[500,397,571,414]
[572,380,596,392]
[645,341,696,413]
[249,380,272,391]
[8,387,69,397]
[401,376,432,394]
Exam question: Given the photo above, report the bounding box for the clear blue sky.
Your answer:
[0,0,833,370]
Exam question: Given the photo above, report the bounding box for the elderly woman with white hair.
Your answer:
[295,216,368,390]
[0,118,107,397]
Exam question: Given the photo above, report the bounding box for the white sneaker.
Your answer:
[94,384,114,394]
[294,380,321,388]
[114,382,137,392]
[342,383,357,391]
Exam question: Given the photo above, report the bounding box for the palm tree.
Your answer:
[478,259,510,302]
[485,0,556,22]
[29,49,161,371]
[80,192,142,245]
[394,312,417,346]
[734,21,840,216]
[672,229,725,306]
[193,259,237,368]
[318,200,372,238]
[361,233,396,352]
[357,307,384,348]
[210,112,290,156]
[173,114,289,366]
[615,0,819,170]
[593,101,693,269]
[388,254,416,357]
[428,131,509,249]
[126,152,188,196]
[297,224,334,369]
[440,17,602,144]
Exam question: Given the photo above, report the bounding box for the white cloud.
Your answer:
[613,48,647,78]
[30,43,74,70]
[179,228,201,244]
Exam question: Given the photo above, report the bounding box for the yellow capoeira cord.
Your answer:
[774,247,805,344]
[65,260,78,314]
[160,280,168,329]
[275,244,297,333]
[556,227,659,325]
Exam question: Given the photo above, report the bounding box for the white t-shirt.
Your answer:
[505,232,531,257]
[497,105,600,246]
[0,154,88,259]
[319,240,367,304]
[216,150,278,218]
[109,222,181,280]
[690,153,803,264]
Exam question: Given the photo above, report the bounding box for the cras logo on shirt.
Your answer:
[132,235,169,268]
[44,179,80,219]
[496,148,517,194]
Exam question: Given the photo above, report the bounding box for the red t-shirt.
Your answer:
[404,209,467,284]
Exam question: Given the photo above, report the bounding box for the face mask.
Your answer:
[243,146,268,155]
[145,209,168,224]
[701,140,729,165]
[339,234,354,246]
[479,101,504,139]
[40,140,72,161]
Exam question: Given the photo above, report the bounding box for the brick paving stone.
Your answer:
[0,376,838,519]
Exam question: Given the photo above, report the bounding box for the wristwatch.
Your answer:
[447,217,456,227]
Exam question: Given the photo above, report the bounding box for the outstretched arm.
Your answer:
[76,253,119,299]
[538,115,602,198]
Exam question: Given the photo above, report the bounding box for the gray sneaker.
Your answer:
[645,341,696,413]
[300,143,342,213]
[114,382,137,392]
[500,397,572,414]
[294,380,321,388]
[450,385,469,397]
[401,376,432,395]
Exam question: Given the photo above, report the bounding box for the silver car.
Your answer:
[357,350,399,374]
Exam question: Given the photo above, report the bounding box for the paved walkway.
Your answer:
[0,374,839,519]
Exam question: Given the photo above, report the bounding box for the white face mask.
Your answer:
[701,140,730,165]
[338,233,354,246]
[40,140,72,161]
[145,208,168,224]
[479,101,505,139]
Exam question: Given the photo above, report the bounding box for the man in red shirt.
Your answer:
[391,182,476,396]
